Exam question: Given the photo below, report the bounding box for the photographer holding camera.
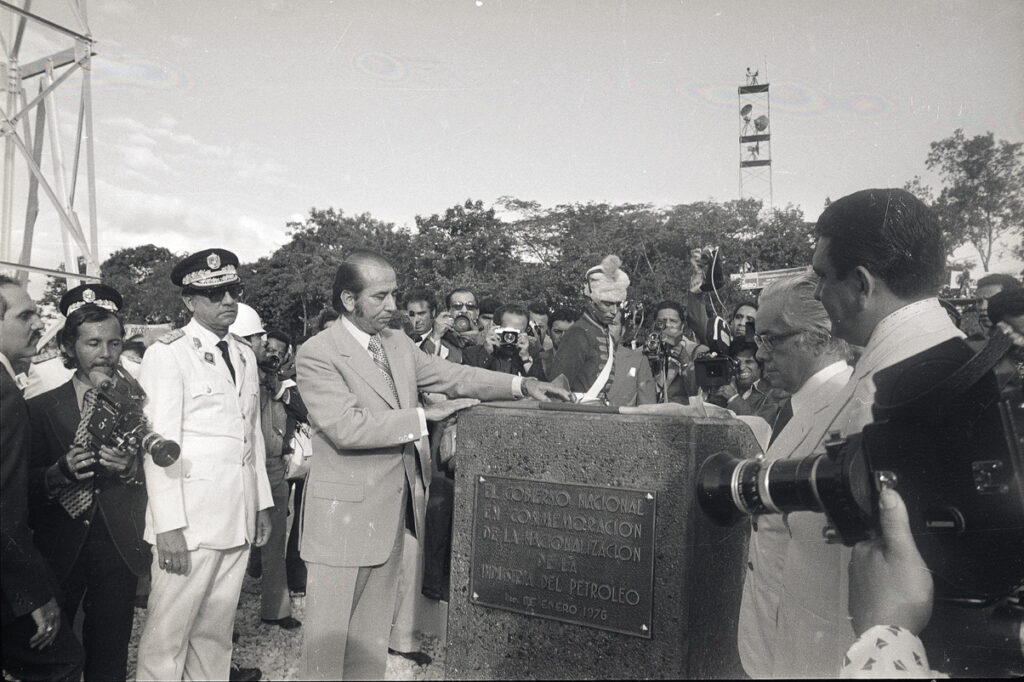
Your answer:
[463,304,546,380]
[25,284,149,681]
[644,300,707,404]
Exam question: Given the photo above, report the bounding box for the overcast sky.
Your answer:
[6,0,1023,281]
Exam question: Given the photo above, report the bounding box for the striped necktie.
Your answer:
[368,334,401,407]
[58,388,98,519]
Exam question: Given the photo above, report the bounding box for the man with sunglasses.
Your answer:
[442,288,483,351]
[135,249,273,682]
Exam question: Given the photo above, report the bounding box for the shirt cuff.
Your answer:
[511,375,524,398]
[416,407,429,438]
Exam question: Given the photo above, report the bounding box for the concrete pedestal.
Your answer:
[445,404,757,680]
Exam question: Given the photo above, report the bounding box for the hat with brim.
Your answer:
[60,283,123,317]
[171,248,241,289]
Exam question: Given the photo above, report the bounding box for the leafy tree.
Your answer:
[100,245,186,326]
[908,129,1024,271]
[244,209,413,340]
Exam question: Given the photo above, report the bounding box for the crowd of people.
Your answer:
[1,186,1022,681]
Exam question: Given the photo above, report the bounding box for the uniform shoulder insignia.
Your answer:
[158,329,186,344]
[231,332,252,347]
[31,347,61,364]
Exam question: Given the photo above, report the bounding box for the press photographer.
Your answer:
[26,284,154,681]
[643,300,706,403]
[463,303,546,379]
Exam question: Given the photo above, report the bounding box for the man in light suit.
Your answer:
[736,273,852,678]
[135,249,273,681]
[297,249,570,680]
[740,188,963,678]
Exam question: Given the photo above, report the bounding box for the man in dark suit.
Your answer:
[25,284,149,681]
[296,250,570,680]
[0,275,83,681]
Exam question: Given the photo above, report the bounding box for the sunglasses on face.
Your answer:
[451,302,478,311]
[196,284,244,302]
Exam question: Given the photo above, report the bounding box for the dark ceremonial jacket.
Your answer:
[26,380,150,581]
[548,312,616,399]
[1,366,60,625]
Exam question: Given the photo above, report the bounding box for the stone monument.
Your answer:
[445,404,759,679]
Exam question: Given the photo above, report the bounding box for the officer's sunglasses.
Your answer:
[192,284,244,302]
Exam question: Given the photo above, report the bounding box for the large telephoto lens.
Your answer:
[697,439,874,546]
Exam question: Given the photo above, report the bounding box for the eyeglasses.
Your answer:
[196,284,244,302]
[753,330,802,352]
[450,302,478,311]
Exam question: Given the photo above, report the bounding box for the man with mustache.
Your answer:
[1,274,83,681]
[26,284,149,681]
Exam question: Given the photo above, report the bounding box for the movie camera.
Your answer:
[697,331,1024,603]
[85,366,180,469]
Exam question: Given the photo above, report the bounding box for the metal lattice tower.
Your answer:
[738,67,772,210]
[1,0,100,287]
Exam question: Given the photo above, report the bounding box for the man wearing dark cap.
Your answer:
[135,249,273,681]
[25,284,149,681]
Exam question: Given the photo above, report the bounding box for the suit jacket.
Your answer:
[739,299,964,678]
[1,366,59,625]
[296,320,519,567]
[138,319,274,551]
[26,380,150,580]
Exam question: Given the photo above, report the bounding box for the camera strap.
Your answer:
[881,330,1013,414]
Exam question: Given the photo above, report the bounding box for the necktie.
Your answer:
[216,340,236,384]
[58,388,98,519]
[421,337,435,355]
[368,334,401,407]
[769,397,794,446]
[412,334,423,344]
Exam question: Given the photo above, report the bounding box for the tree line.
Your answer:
[41,129,1023,343]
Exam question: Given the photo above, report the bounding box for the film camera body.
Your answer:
[492,327,522,355]
[698,332,1024,604]
[85,366,180,469]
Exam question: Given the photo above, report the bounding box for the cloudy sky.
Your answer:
[5,0,1023,284]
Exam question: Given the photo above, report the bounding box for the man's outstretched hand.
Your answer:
[522,378,572,403]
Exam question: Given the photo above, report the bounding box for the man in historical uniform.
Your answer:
[549,254,642,405]
[26,284,149,681]
[297,249,569,680]
[135,249,273,681]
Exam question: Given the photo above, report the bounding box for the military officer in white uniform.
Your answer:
[135,248,274,681]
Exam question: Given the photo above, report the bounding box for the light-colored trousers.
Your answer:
[389,528,424,652]
[303,515,405,680]
[136,544,248,681]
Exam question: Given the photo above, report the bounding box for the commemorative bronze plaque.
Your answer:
[469,476,656,638]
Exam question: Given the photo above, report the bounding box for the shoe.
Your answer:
[388,648,432,666]
[261,616,302,630]
[229,666,262,681]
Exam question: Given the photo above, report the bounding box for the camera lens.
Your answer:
[453,315,472,332]
[142,432,181,468]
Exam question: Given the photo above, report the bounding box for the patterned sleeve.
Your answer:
[841,625,945,678]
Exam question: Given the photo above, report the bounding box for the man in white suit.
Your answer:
[739,188,963,678]
[297,249,570,680]
[736,273,853,677]
[136,248,273,681]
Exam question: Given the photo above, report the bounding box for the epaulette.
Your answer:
[158,329,186,344]
[31,347,61,364]
[231,332,251,347]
